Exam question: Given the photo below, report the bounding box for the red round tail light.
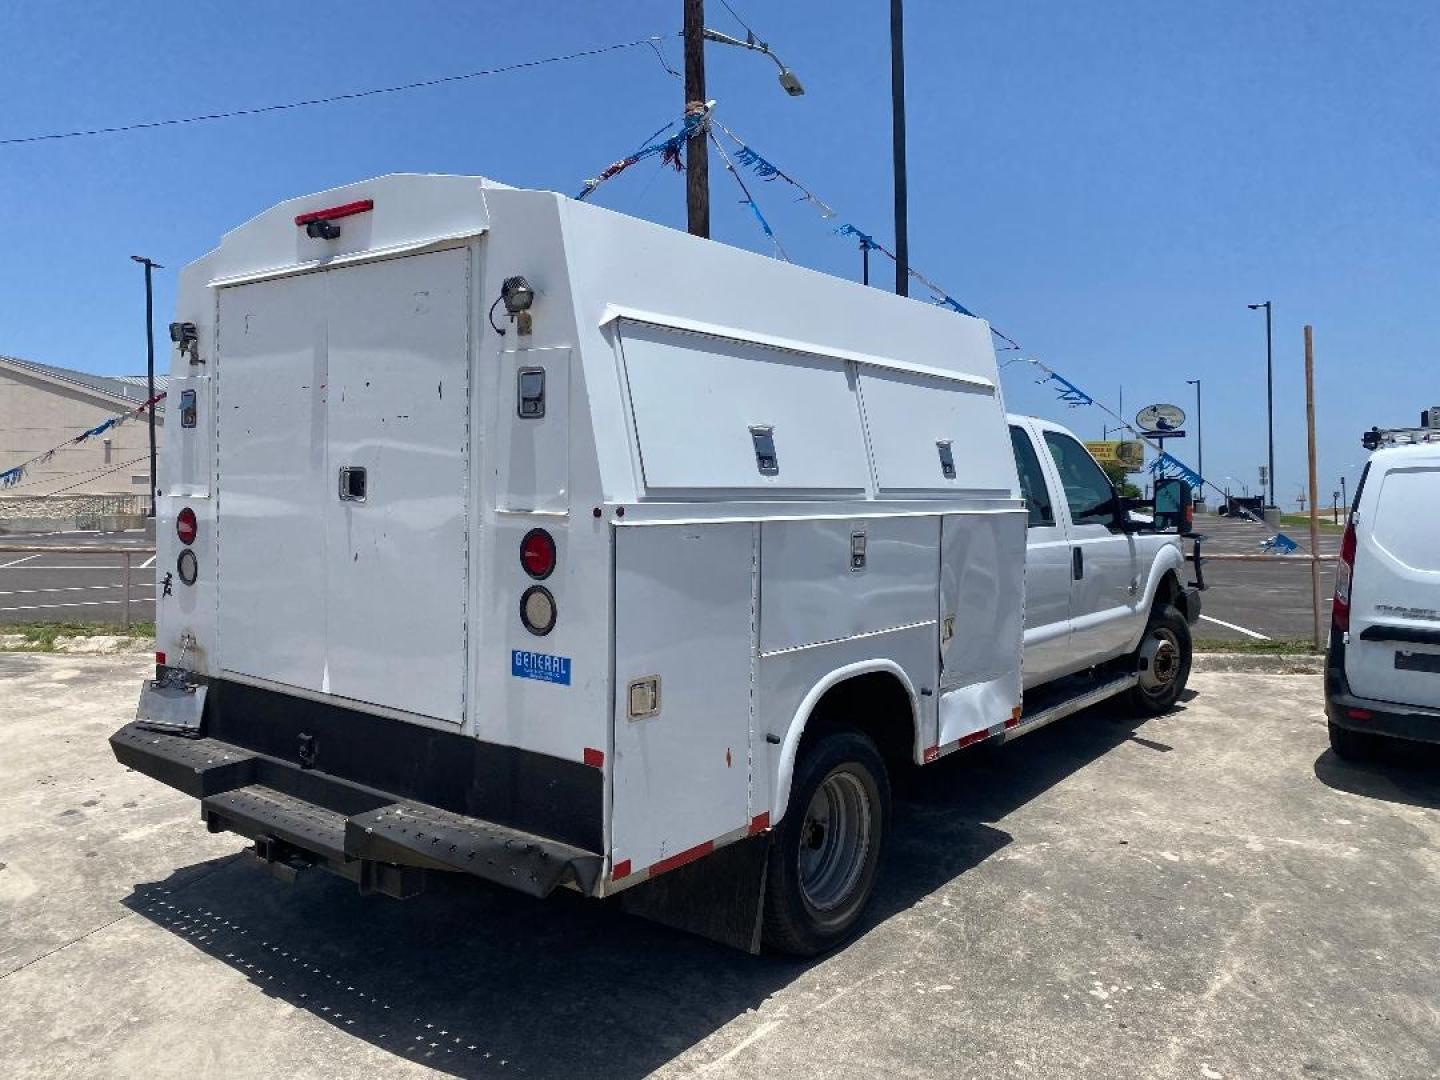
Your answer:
[176,507,198,546]
[520,528,556,579]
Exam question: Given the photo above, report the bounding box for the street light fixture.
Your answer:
[1247,300,1275,509]
[700,28,805,95]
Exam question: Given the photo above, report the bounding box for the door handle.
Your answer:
[1072,546,1083,580]
[338,466,367,502]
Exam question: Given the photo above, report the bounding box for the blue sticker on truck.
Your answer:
[511,650,572,686]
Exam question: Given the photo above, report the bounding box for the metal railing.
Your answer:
[0,545,155,631]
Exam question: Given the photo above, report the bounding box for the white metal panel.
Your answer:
[859,369,1013,495]
[759,517,939,654]
[322,249,471,723]
[163,374,212,498]
[216,272,330,692]
[612,523,755,871]
[937,512,1026,745]
[618,322,869,494]
[496,346,570,512]
[1347,459,1440,707]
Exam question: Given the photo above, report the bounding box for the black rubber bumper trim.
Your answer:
[1323,639,1440,745]
[111,722,603,898]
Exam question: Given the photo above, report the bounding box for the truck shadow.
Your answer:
[1312,744,1440,811]
[119,701,1157,1079]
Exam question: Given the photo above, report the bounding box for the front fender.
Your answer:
[1125,543,1187,650]
[771,659,920,826]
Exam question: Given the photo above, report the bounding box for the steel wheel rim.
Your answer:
[798,768,872,913]
[1138,627,1181,695]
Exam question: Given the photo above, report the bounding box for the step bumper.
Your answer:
[111,722,604,898]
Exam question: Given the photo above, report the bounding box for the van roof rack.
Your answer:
[1362,425,1440,450]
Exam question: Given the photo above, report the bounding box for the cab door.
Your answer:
[1009,422,1073,688]
[1039,426,1141,663]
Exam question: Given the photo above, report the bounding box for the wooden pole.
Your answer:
[683,0,709,238]
[1304,325,1322,652]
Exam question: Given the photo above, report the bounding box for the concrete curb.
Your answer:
[1193,652,1324,675]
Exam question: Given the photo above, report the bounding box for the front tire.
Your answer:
[762,731,889,957]
[1126,604,1192,716]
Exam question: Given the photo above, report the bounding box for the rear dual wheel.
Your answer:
[763,731,889,957]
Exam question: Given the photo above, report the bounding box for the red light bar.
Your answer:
[294,199,374,227]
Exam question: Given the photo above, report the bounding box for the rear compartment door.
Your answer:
[1346,460,1440,708]
[323,250,471,722]
[216,272,330,693]
[216,249,471,723]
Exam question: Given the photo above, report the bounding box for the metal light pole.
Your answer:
[130,255,162,518]
[1247,300,1274,508]
[1340,474,1348,509]
[890,0,908,296]
[1186,378,1203,488]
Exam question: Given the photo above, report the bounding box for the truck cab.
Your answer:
[1010,414,1201,712]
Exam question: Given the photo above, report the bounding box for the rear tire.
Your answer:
[1126,604,1192,716]
[762,731,889,957]
[1328,720,1383,762]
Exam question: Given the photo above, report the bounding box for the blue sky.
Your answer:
[2,1,1435,503]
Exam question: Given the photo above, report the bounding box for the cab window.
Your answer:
[1042,430,1116,528]
[1009,425,1055,527]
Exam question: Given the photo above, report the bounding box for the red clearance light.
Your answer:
[176,507,198,546]
[520,528,556,580]
[1347,708,1373,721]
[293,199,374,227]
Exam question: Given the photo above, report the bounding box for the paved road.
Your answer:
[3,654,1436,1079]
[0,530,155,626]
[1190,513,1342,644]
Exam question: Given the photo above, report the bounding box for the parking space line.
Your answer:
[0,598,156,613]
[0,584,155,597]
[0,554,41,569]
[1199,614,1271,641]
[140,555,156,569]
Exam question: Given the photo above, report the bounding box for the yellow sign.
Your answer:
[1085,440,1145,469]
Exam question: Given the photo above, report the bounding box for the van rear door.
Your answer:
[217,248,472,723]
[1345,455,1440,709]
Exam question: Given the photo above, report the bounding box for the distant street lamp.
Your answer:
[1247,301,1275,508]
[130,255,162,519]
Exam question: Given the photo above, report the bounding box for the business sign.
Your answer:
[1136,403,1186,433]
[1085,440,1146,469]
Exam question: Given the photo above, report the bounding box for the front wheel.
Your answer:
[1125,604,1192,716]
[762,731,889,957]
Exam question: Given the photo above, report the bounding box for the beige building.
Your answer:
[0,355,167,501]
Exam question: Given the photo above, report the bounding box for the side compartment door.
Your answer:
[612,523,756,877]
[1041,427,1141,662]
[1010,423,1073,687]
[937,511,1026,745]
[322,249,472,723]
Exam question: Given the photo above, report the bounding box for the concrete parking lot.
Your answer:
[2,654,1437,1079]
[0,531,155,626]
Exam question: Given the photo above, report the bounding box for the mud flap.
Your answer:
[618,834,770,954]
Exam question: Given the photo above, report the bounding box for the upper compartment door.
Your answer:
[323,249,472,723]
[216,272,330,692]
[618,322,870,496]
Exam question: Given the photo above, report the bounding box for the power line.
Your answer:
[717,0,761,41]
[0,36,664,147]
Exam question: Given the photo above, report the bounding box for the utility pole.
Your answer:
[1186,378,1203,488]
[683,0,709,238]
[1304,325,1322,652]
[130,255,162,519]
[890,0,908,296]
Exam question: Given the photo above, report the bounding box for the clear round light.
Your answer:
[177,548,198,586]
[520,586,556,636]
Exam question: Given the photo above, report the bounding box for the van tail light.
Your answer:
[176,507,198,546]
[1332,520,1357,632]
[520,528,556,579]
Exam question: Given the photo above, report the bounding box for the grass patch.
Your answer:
[0,621,155,652]
[1278,513,1344,533]
[1195,637,1319,654]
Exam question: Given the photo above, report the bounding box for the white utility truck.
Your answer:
[113,175,1200,955]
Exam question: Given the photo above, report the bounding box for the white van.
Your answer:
[1326,437,1440,758]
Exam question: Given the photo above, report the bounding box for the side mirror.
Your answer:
[1153,478,1194,534]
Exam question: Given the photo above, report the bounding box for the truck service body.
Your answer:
[113,174,1198,953]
